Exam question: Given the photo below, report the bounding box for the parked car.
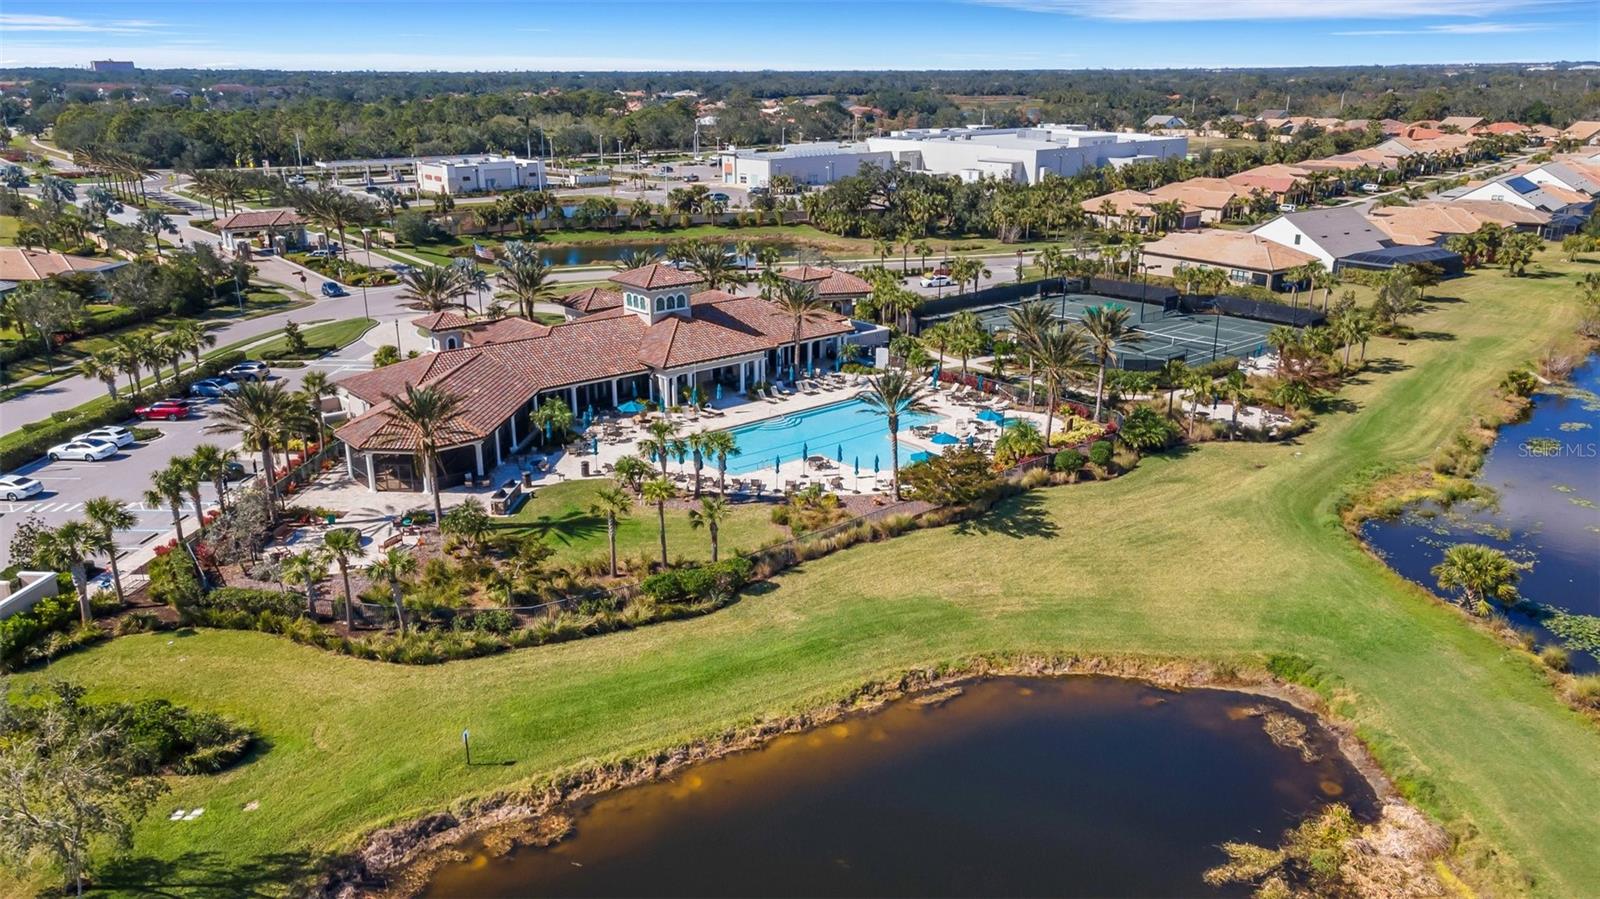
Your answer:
[226,361,271,382]
[0,474,44,501]
[76,425,135,448]
[683,173,701,183]
[709,191,729,202]
[190,378,241,398]
[321,281,348,297]
[389,263,414,275]
[657,165,674,174]
[134,400,189,421]
[748,186,771,197]
[48,439,118,462]
[288,175,308,185]
[919,274,954,288]
[307,247,339,259]
[1279,203,1298,213]
[1360,183,1382,193]
[223,460,250,481]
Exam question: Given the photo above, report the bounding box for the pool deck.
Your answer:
[294,373,1046,520]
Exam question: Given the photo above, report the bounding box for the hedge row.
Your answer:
[0,350,247,470]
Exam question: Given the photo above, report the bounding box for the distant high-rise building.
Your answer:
[90,60,136,73]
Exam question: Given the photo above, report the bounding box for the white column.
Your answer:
[365,453,376,493]
[344,442,354,477]
[474,441,485,477]
[569,386,578,412]
[494,428,503,466]
[510,414,518,447]
[737,360,746,392]
[611,379,619,406]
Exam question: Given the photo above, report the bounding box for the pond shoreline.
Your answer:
[314,653,1408,899]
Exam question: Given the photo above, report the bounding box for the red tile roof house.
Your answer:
[333,264,854,493]
[212,209,308,253]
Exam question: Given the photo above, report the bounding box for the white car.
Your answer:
[76,425,136,448]
[919,274,954,288]
[0,474,43,501]
[47,439,118,462]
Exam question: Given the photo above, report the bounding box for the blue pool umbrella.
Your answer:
[715,382,723,401]
[909,451,934,463]
[544,420,552,442]
[930,364,941,385]
[965,435,977,445]
[854,456,859,476]
[774,455,781,476]
[930,432,959,445]
[675,444,688,463]
[873,454,880,474]
[591,436,599,455]
[977,375,984,391]
[617,399,646,414]
[978,408,1006,423]
[801,442,808,461]
[836,444,843,463]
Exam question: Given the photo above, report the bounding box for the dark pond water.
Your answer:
[536,240,801,268]
[1362,357,1600,671]
[421,677,1376,898]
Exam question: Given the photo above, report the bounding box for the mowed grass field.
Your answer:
[15,260,1600,897]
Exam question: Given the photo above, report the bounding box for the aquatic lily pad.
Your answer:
[1558,421,1591,432]
[1522,437,1562,457]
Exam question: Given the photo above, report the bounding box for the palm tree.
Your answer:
[300,370,333,445]
[207,381,306,522]
[282,549,326,617]
[323,527,362,627]
[83,497,135,605]
[857,370,933,501]
[1219,370,1249,439]
[145,464,191,546]
[1431,543,1527,617]
[188,443,237,513]
[589,483,633,578]
[641,476,678,568]
[639,417,682,475]
[398,265,461,313]
[137,209,174,258]
[613,247,663,271]
[368,547,417,634]
[685,240,746,291]
[685,430,716,497]
[169,320,216,370]
[701,430,741,495]
[1080,304,1139,421]
[76,351,122,400]
[382,384,468,524]
[1033,325,1092,441]
[1184,371,1215,436]
[770,280,831,379]
[35,521,96,625]
[495,255,558,319]
[171,454,208,527]
[688,495,731,562]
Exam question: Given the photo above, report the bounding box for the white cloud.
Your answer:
[0,14,164,34]
[971,0,1559,20]
[1333,21,1549,35]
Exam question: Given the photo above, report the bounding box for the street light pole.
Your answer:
[360,228,373,321]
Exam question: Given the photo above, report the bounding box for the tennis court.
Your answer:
[932,293,1281,369]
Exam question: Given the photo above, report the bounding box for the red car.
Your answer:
[135,400,189,421]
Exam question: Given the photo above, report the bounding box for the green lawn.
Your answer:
[1,289,303,389]
[245,318,376,361]
[0,214,19,245]
[14,261,1600,897]
[492,479,789,569]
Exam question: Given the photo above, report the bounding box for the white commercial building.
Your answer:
[415,155,547,195]
[720,125,1185,187]
[719,142,893,188]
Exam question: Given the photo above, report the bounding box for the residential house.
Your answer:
[1560,121,1600,145]
[777,266,872,315]
[1142,114,1187,131]
[1083,189,1202,232]
[1145,178,1248,223]
[1366,201,1550,246]
[1250,206,1389,270]
[1139,230,1320,290]
[1225,164,1310,204]
[0,247,126,295]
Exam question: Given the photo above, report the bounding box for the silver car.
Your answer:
[77,425,136,447]
[0,474,43,501]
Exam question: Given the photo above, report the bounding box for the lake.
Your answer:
[420,676,1376,898]
[1362,356,1600,671]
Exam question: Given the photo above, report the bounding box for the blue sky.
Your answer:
[1,1,1596,71]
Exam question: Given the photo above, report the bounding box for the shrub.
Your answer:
[0,592,80,671]
[1020,467,1051,489]
[1052,448,1086,475]
[1538,645,1571,672]
[1568,675,1600,711]
[199,586,302,617]
[1088,440,1115,470]
[899,447,1000,506]
[147,551,203,609]
[640,558,753,604]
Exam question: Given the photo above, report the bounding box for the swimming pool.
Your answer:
[718,396,942,475]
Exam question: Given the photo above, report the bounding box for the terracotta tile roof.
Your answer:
[1226,164,1310,195]
[1368,200,1550,245]
[609,263,702,290]
[1086,189,1159,217]
[557,286,623,313]
[213,209,306,230]
[334,293,851,452]
[0,248,125,283]
[1480,122,1528,135]
[1147,178,1244,210]
[778,265,871,297]
[1440,116,1485,131]
[465,317,551,345]
[1143,229,1319,273]
[412,311,472,331]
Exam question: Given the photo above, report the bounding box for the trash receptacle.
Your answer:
[580,461,591,477]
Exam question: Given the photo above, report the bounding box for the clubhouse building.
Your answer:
[333,264,854,492]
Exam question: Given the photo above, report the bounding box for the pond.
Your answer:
[420,676,1376,898]
[535,240,802,268]
[1362,356,1600,672]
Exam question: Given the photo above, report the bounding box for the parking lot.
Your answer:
[0,338,378,569]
